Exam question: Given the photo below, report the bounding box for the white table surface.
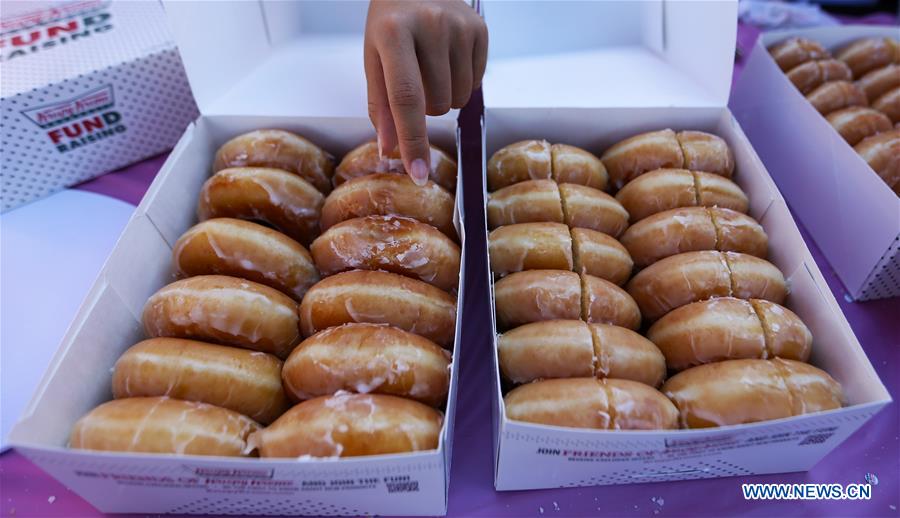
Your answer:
[1,190,135,448]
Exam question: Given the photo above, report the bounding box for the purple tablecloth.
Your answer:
[2,17,899,518]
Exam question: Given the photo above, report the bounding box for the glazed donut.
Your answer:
[806,81,868,115]
[558,183,630,237]
[499,320,593,382]
[551,143,609,190]
[333,140,457,192]
[488,223,573,276]
[726,251,789,302]
[486,180,628,236]
[488,224,632,284]
[571,228,633,285]
[602,130,735,188]
[504,378,678,430]
[768,37,830,72]
[487,179,563,229]
[310,215,461,292]
[626,251,787,321]
[320,173,456,239]
[173,218,318,301]
[69,397,259,456]
[112,338,288,424]
[494,270,581,329]
[694,170,751,213]
[836,37,900,78]
[488,141,609,191]
[252,393,442,458]
[615,169,748,222]
[198,167,323,246]
[601,129,684,189]
[677,130,735,179]
[581,273,642,330]
[487,140,552,191]
[591,323,666,388]
[282,323,450,406]
[647,298,812,371]
[662,358,843,428]
[299,270,456,347]
[498,320,665,387]
[213,129,334,193]
[855,129,900,192]
[856,64,900,102]
[620,207,767,268]
[142,275,301,359]
[827,107,893,146]
[873,86,900,123]
[786,59,852,95]
[493,270,640,330]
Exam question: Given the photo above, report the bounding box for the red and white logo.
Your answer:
[21,84,127,153]
[21,85,114,128]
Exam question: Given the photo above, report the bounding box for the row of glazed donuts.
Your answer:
[70,129,461,459]
[488,129,843,431]
[770,36,900,194]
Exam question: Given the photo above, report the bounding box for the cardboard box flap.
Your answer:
[482,0,737,109]
[165,0,459,121]
[759,24,899,49]
[164,1,365,117]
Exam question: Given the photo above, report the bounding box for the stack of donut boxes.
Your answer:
[10,2,462,516]
[0,0,198,211]
[480,1,889,491]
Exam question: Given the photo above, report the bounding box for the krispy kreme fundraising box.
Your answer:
[9,2,463,516]
[480,0,890,491]
[1,0,198,212]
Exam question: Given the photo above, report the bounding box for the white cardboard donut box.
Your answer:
[0,0,198,212]
[480,0,890,491]
[9,2,463,516]
[731,25,900,301]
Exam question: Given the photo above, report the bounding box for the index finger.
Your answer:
[379,32,432,183]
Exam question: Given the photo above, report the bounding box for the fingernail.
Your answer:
[376,132,385,159]
[410,159,429,186]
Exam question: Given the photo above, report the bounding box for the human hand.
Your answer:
[364,0,487,185]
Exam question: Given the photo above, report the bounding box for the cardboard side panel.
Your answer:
[142,121,216,248]
[18,446,447,516]
[857,237,900,301]
[485,0,650,59]
[730,30,900,299]
[481,0,734,108]
[662,0,736,104]
[759,25,899,50]
[484,107,723,154]
[494,403,885,490]
[200,115,458,161]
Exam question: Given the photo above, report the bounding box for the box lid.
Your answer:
[1,1,176,97]
[482,0,738,109]
[164,1,366,117]
[167,0,462,123]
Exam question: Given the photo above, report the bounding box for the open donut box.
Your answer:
[731,25,900,301]
[9,2,463,516]
[479,0,891,491]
